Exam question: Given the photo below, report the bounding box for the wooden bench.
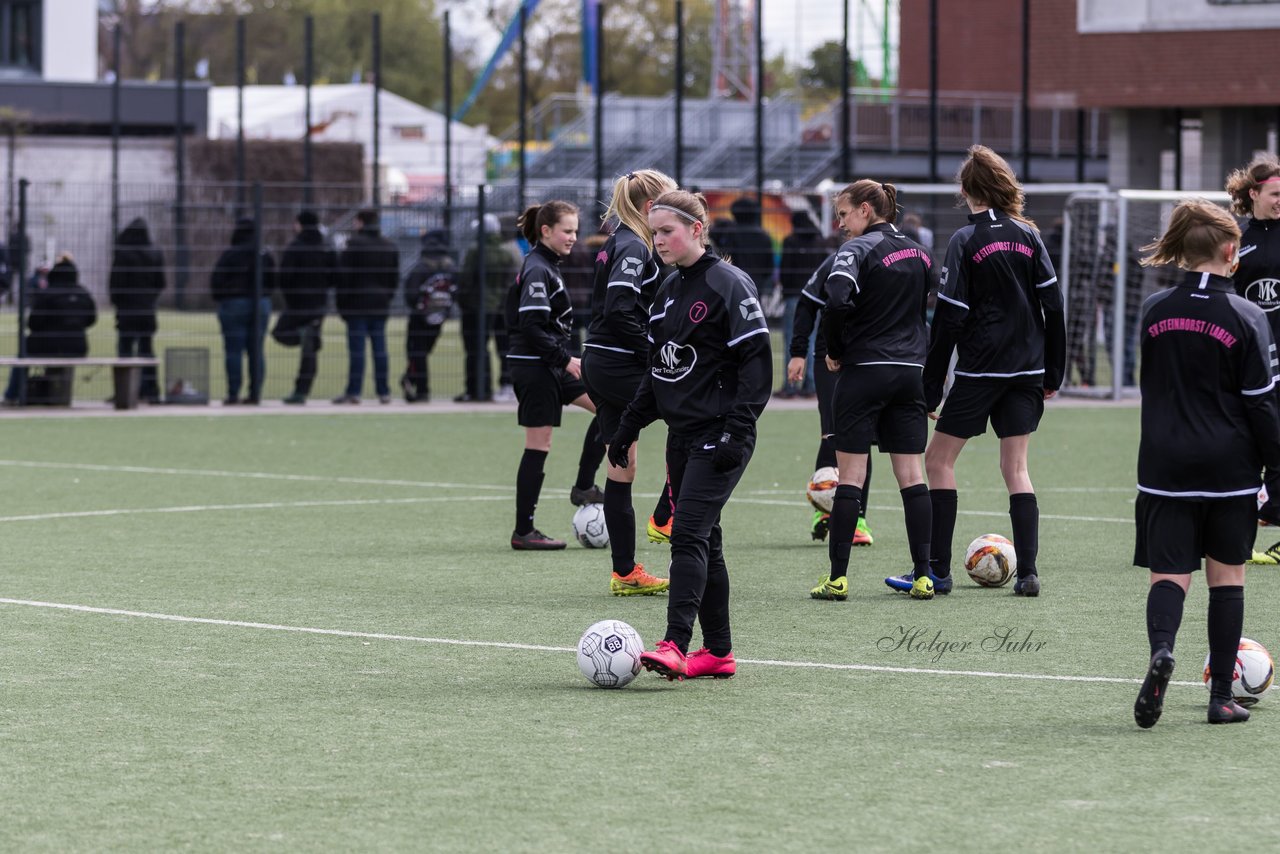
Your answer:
[0,357,161,410]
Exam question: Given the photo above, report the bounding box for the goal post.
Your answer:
[1063,188,1232,399]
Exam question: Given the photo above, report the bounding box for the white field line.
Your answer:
[0,496,508,524]
[0,597,1199,688]
[0,457,1134,526]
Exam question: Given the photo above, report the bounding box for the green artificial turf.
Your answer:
[0,405,1275,852]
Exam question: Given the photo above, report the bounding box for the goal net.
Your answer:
[1061,189,1232,397]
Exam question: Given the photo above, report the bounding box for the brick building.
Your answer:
[899,0,1280,189]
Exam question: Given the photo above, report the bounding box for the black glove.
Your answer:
[607,424,639,470]
[711,432,744,473]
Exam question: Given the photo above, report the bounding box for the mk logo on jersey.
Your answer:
[527,281,547,299]
[620,257,644,277]
[653,341,697,382]
[1247,278,1280,311]
[739,297,763,321]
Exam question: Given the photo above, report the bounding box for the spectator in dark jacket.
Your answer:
[457,213,518,402]
[727,196,776,293]
[401,229,457,402]
[109,217,166,402]
[335,209,399,403]
[3,255,97,404]
[211,217,275,405]
[779,210,825,396]
[278,210,338,404]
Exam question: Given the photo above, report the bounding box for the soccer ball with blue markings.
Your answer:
[572,503,609,548]
[577,620,644,688]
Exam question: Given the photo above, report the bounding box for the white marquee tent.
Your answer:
[208,84,493,200]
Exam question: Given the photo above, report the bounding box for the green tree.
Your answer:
[802,40,879,92]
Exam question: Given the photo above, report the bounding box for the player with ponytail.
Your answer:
[1131,199,1280,727]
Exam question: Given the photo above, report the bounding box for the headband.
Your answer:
[1258,176,1280,185]
[652,203,701,224]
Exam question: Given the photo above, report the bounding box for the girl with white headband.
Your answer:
[607,189,772,681]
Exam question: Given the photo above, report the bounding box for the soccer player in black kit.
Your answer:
[507,200,603,550]
[1131,199,1280,727]
[608,189,772,680]
[909,145,1065,598]
[789,252,875,546]
[582,169,678,596]
[1225,155,1280,563]
[808,180,934,601]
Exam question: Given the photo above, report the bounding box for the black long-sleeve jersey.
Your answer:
[1138,270,1280,498]
[584,223,662,362]
[1232,217,1280,342]
[821,223,931,367]
[791,253,836,360]
[621,251,772,439]
[923,209,1066,405]
[506,242,574,369]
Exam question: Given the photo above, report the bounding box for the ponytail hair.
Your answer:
[1225,153,1280,217]
[606,169,678,251]
[517,200,579,246]
[958,144,1034,227]
[650,190,711,246]
[1140,199,1240,270]
[836,179,898,224]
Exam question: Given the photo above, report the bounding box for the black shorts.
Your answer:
[936,376,1045,440]
[814,356,837,438]
[581,347,646,441]
[1133,492,1257,571]
[510,360,587,427]
[832,364,927,455]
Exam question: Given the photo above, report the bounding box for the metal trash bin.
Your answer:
[164,347,211,405]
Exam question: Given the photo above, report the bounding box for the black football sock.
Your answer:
[1146,579,1185,655]
[861,454,873,522]
[515,449,548,535]
[1207,586,1245,700]
[651,475,673,527]
[814,435,837,471]
[929,488,958,578]
[574,416,605,492]
[900,484,932,578]
[828,484,861,580]
[604,478,636,575]
[1009,493,1040,578]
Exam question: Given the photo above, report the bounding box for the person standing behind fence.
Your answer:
[401,229,457,403]
[778,210,825,398]
[727,196,777,296]
[457,214,516,402]
[108,217,166,403]
[334,209,399,404]
[211,217,274,406]
[278,210,337,405]
[3,254,97,404]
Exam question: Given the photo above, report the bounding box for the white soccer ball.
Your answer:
[964,534,1017,587]
[807,466,840,513]
[576,620,644,688]
[572,503,609,548]
[1203,637,1275,707]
